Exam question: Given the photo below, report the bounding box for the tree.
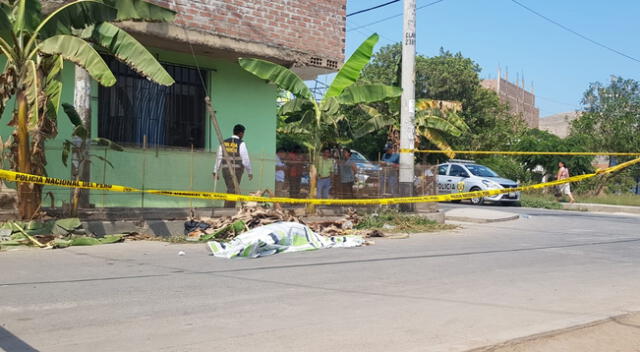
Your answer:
[353,98,469,158]
[571,76,640,194]
[360,44,527,152]
[240,33,402,205]
[513,129,593,178]
[60,103,123,215]
[0,0,175,218]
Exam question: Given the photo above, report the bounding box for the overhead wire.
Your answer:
[348,0,446,32]
[347,0,400,17]
[510,0,640,64]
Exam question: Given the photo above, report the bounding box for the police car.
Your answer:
[436,160,520,205]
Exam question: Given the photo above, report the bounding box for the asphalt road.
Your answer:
[1,206,640,352]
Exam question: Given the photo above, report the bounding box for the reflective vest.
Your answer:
[221,137,243,168]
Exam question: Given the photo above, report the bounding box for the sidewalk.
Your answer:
[470,312,640,352]
[562,202,640,215]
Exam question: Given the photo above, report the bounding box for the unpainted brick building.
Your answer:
[481,72,540,128]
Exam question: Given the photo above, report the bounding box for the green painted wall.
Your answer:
[0,48,277,208]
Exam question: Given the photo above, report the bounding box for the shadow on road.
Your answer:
[0,326,40,352]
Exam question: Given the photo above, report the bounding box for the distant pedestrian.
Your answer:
[338,149,357,198]
[380,145,399,196]
[556,161,575,203]
[214,124,252,208]
[316,147,335,199]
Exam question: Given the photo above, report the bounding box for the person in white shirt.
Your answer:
[213,124,253,207]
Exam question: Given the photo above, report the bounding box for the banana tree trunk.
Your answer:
[307,155,318,214]
[15,91,38,219]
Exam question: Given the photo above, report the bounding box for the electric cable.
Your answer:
[348,0,446,32]
[347,0,400,17]
[510,0,640,64]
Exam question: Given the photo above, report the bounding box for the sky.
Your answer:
[329,0,640,117]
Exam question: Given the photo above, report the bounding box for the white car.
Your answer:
[436,160,520,205]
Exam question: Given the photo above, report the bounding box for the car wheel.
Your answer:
[470,187,484,205]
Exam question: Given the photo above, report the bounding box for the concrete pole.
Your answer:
[399,0,416,211]
[73,67,91,208]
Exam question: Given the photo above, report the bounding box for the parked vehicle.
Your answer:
[436,160,520,205]
[350,150,381,190]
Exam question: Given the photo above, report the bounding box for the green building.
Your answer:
[1,0,347,208]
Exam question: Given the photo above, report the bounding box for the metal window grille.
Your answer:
[98,56,207,149]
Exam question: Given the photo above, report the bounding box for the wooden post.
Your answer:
[204,97,240,202]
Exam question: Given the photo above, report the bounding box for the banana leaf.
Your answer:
[0,6,14,45]
[67,234,123,246]
[43,56,64,124]
[278,98,313,116]
[418,113,463,137]
[444,111,470,133]
[324,33,379,99]
[320,97,340,115]
[353,105,393,138]
[84,23,174,86]
[40,1,117,36]
[12,0,41,34]
[39,35,116,87]
[239,58,313,101]
[62,102,82,126]
[93,137,124,151]
[53,218,82,235]
[99,0,176,22]
[420,128,455,158]
[336,84,402,105]
[416,99,462,113]
[199,220,246,242]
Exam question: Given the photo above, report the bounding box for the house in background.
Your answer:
[538,111,580,138]
[481,69,540,128]
[1,0,347,208]
[539,111,609,169]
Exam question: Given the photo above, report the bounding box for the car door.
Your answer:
[436,164,450,194]
[446,164,467,194]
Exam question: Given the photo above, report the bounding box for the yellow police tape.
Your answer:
[0,157,639,205]
[399,149,640,156]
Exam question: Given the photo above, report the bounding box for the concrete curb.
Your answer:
[444,208,520,224]
[445,214,520,224]
[562,202,640,215]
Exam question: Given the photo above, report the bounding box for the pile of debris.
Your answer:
[185,204,385,242]
[0,218,151,250]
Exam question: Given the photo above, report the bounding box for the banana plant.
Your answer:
[60,103,122,215]
[0,0,176,218]
[354,98,469,158]
[239,33,402,206]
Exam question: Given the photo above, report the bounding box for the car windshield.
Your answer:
[349,152,367,162]
[465,164,499,177]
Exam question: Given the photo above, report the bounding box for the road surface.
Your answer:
[1,206,639,351]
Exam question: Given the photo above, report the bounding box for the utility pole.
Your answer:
[400,0,416,211]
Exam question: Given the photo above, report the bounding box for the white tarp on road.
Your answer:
[207,222,365,259]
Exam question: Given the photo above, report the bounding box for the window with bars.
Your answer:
[98,56,207,149]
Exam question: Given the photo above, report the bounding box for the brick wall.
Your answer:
[481,78,540,128]
[150,0,346,63]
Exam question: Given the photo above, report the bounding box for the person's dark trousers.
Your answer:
[340,182,354,198]
[222,167,243,208]
[289,176,301,198]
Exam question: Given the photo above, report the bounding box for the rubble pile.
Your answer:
[186,205,386,242]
